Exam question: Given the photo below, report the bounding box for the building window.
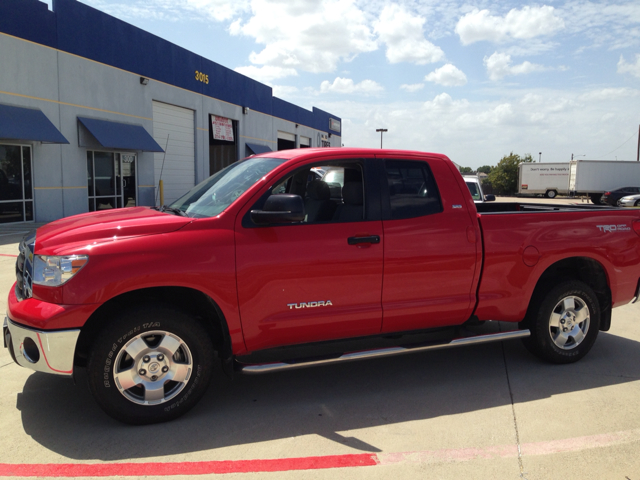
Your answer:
[0,144,33,223]
[87,151,137,212]
[209,115,238,175]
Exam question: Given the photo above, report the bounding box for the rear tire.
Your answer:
[589,194,602,205]
[545,190,557,199]
[87,305,214,424]
[522,280,600,364]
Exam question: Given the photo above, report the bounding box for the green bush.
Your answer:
[487,153,534,195]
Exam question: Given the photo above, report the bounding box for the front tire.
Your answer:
[87,305,214,424]
[523,280,600,364]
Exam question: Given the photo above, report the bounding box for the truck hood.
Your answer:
[35,207,193,253]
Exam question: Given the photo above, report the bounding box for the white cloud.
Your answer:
[560,2,640,50]
[426,92,454,109]
[579,88,640,102]
[618,54,640,78]
[456,6,564,45]
[320,77,383,95]
[424,64,467,86]
[320,85,640,166]
[231,0,376,73]
[272,85,299,100]
[400,83,425,92]
[484,52,545,81]
[234,65,298,83]
[373,4,445,65]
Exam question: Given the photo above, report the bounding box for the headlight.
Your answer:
[33,255,89,287]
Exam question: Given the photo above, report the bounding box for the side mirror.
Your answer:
[484,194,496,202]
[251,194,305,225]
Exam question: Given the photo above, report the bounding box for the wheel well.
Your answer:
[74,287,231,367]
[524,257,612,331]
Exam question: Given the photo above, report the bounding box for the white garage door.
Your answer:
[152,101,195,205]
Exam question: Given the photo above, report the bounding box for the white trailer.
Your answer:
[569,160,640,204]
[518,163,571,198]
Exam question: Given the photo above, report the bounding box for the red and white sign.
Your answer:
[211,115,234,142]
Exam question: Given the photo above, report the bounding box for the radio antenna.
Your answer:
[155,134,170,206]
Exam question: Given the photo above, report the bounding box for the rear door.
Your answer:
[235,156,384,351]
[379,155,480,332]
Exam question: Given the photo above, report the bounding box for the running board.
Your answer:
[235,329,530,374]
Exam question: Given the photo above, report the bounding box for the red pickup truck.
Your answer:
[5,148,640,424]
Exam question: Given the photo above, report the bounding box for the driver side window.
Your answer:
[260,161,366,224]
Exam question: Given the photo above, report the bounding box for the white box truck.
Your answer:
[569,160,640,204]
[518,163,571,198]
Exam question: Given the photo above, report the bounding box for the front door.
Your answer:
[87,151,137,211]
[235,158,383,352]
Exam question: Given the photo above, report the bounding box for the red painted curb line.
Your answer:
[0,454,379,477]
[2,428,640,477]
[0,254,17,257]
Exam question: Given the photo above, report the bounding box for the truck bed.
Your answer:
[474,203,640,323]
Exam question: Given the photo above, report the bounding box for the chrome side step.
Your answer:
[236,329,530,374]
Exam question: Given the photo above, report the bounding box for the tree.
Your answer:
[459,166,473,174]
[487,153,534,195]
[477,165,493,174]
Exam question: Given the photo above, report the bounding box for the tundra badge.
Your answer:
[287,301,333,309]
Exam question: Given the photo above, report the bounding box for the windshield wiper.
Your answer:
[160,205,189,217]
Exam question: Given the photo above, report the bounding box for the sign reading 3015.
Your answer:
[195,70,209,84]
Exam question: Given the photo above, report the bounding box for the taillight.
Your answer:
[604,192,611,196]
[633,220,640,237]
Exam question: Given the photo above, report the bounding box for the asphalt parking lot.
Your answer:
[2,202,640,479]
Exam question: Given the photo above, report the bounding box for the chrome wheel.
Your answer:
[113,331,193,406]
[548,296,590,350]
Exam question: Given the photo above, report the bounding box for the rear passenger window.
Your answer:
[384,160,442,219]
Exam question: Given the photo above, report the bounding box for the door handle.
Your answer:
[348,235,380,245]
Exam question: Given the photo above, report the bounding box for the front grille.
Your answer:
[15,231,35,302]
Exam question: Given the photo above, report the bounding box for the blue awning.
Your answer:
[0,104,69,144]
[78,117,164,152]
[246,142,272,155]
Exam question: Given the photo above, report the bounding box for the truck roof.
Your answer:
[249,147,451,162]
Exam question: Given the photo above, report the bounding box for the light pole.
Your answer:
[376,128,388,149]
[539,152,542,162]
[571,154,585,161]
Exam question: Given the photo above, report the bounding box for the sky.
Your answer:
[43,0,640,169]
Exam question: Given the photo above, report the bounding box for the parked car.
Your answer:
[5,148,640,425]
[617,194,640,207]
[463,175,495,203]
[601,186,640,206]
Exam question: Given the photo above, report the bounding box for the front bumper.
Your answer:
[3,316,80,376]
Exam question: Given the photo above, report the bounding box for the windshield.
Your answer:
[170,157,285,218]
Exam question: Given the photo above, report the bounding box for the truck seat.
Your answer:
[333,182,363,222]
[304,180,335,222]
